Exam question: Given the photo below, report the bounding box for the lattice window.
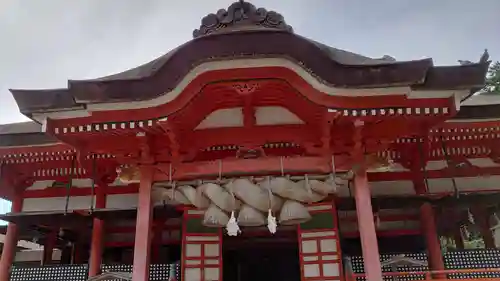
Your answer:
[10,263,179,281]
[183,235,221,281]
[182,209,222,281]
[298,203,343,281]
[10,264,88,281]
[300,230,342,280]
[350,253,428,281]
[101,264,179,281]
[444,249,500,279]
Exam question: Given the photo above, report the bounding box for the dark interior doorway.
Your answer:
[341,234,426,256]
[223,231,301,281]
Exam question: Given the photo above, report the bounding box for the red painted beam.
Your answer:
[368,166,500,181]
[342,229,421,238]
[23,184,138,198]
[104,230,421,247]
[183,125,321,150]
[19,166,500,200]
[341,214,419,222]
[107,225,179,233]
[46,67,451,126]
[105,239,180,248]
[155,156,333,181]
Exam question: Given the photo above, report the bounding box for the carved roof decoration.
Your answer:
[193,1,293,38]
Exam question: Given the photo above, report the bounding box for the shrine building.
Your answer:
[0,2,497,281]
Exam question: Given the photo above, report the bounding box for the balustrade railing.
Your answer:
[9,263,180,281]
[353,269,500,281]
[350,249,500,281]
[8,249,500,281]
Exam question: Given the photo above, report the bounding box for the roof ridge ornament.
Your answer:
[458,49,491,66]
[193,1,293,38]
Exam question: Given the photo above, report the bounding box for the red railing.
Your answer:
[352,268,500,281]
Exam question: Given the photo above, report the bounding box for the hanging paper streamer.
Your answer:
[467,208,475,224]
[226,211,241,236]
[267,209,277,234]
[266,176,277,234]
[225,174,241,236]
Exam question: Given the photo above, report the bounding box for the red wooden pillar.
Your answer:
[88,186,107,277]
[354,167,383,281]
[410,147,445,275]
[0,192,23,281]
[132,167,154,281]
[420,203,445,276]
[298,203,343,281]
[42,228,58,265]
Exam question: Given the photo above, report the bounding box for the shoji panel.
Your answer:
[298,203,343,281]
[182,209,222,281]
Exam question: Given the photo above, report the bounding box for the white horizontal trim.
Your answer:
[33,57,458,120]
[84,58,411,111]
[462,94,500,106]
[447,118,500,123]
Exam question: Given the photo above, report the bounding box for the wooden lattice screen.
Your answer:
[298,203,343,281]
[181,209,222,281]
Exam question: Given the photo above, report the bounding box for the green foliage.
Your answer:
[484,61,500,94]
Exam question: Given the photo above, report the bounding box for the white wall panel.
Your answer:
[255,106,304,125]
[105,194,138,209]
[428,176,500,193]
[22,196,94,212]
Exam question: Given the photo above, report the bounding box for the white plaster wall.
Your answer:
[425,161,448,171]
[105,194,138,209]
[196,108,243,129]
[22,196,95,212]
[14,249,61,262]
[425,159,500,171]
[462,94,500,106]
[25,180,53,191]
[428,176,500,193]
[255,106,304,125]
[468,158,500,168]
[370,181,415,196]
[25,178,127,191]
[337,180,415,197]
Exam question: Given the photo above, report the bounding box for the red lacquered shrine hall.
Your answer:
[0,2,497,281]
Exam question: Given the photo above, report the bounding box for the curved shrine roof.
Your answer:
[9,1,489,116]
[0,121,57,147]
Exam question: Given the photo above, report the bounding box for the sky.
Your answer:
[0,0,499,221]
